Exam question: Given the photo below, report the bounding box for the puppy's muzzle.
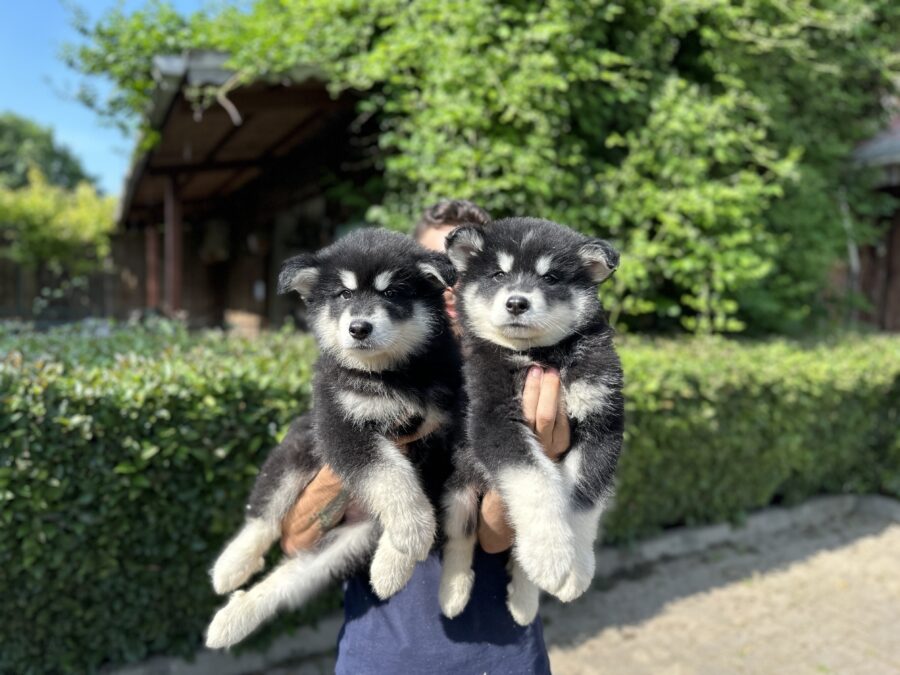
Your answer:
[349,320,374,340]
[505,295,530,316]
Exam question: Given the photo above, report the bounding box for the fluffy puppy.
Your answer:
[438,217,624,625]
[206,229,462,648]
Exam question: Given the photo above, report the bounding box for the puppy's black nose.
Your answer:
[348,320,373,340]
[506,295,530,315]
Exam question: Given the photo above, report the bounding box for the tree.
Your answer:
[0,168,116,274]
[67,0,900,333]
[0,113,95,190]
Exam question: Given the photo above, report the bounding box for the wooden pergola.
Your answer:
[118,51,353,315]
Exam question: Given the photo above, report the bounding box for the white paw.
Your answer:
[211,553,266,595]
[515,533,575,594]
[206,591,259,649]
[439,569,474,618]
[369,538,417,600]
[386,508,436,561]
[552,554,594,602]
[507,580,540,626]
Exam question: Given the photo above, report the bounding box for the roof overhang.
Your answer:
[118,51,349,227]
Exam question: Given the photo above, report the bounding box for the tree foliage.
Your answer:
[0,112,95,190]
[0,168,117,274]
[68,0,900,332]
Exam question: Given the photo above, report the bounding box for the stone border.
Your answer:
[108,494,899,675]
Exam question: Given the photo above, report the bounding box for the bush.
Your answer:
[606,336,900,541]
[1,325,899,673]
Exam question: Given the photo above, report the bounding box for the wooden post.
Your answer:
[163,176,183,314]
[145,225,160,310]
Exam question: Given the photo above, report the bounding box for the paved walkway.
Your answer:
[544,510,900,674]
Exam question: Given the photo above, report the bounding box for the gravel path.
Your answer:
[544,511,900,674]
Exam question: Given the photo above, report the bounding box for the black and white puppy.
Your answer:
[206,228,462,648]
[439,217,624,625]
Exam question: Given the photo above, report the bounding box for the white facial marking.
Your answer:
[498,252,514,274]
[338,270,358,290]
[374,270,395,291]
[535,255,553,276]
[462,284,588,350]
[314,303,434,372]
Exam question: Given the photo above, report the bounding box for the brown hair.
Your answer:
[413,199,492,240]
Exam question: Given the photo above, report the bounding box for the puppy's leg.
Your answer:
[438,484,479,618]
[552,501,605,602]
[506,558,540,626]
[499,441,575,594]
[358,438,436,559]
[355,437,437,598]
[211,469,311,595]
[206,520,377,649]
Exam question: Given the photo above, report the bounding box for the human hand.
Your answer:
[280,424,428,555]
[280,465,349,555]
[521,365,570,460]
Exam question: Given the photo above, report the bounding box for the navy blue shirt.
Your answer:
[336,546,551,674]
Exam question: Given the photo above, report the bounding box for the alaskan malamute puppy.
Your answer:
[438,217,624,625]
[206,229,462,648]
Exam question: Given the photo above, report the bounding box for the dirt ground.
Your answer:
[266,506,900,675]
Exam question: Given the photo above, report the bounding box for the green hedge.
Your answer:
[1,324,899,673]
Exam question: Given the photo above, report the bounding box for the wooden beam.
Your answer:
[149,158,262,175]
[145,225,160,310]
[163,177,183,314]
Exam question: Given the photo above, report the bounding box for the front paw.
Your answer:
[206,590,258,649]
[211,553,266,595]
[507,579,540,626]
[552,550,595,602]
[439,568,475,618]
[385,508,436,561]
[515,528,575,593]
[369,538,417,600]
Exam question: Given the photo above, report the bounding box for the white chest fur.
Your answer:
[337,389,424,427]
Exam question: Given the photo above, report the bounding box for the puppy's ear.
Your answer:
[578,239,619,284]
[278,253,320,298]
[417,252,457,290]
[445,226,485,274]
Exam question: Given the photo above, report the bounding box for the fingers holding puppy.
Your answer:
[522,366,570,460]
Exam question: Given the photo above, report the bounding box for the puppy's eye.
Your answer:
[383,289,396,298]
[543,273,559,284]
[492,271,506,281]
[340,289,353,300]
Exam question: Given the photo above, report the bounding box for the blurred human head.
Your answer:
[413,199,491,253]
[413,199,491,324]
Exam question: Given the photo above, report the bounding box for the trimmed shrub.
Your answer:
[1,325,898,673]
[606,336,900,541]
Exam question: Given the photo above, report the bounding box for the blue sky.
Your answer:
[0,1,206,195]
